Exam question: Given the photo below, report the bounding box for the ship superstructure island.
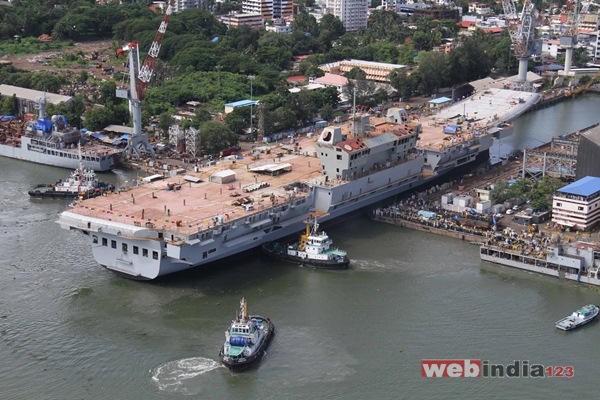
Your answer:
[57,89,539,279]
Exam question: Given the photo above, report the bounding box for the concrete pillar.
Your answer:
[518,57,529,83]
[564,47,573,75]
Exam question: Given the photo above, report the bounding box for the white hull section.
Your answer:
[59,157,434,279]
[480,254,600,287]
[0,137,120,171]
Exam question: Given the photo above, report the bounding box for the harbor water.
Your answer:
[2,95,600,398]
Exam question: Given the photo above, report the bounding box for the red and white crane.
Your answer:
[116,0,174,157]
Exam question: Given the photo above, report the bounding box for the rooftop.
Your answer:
[557,176,600,197]
[0,84,73,105]
[224,100,259,108]
[314,73,348,86]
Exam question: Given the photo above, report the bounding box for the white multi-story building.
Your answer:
[242,0,294,19]
[552,176,600,231]
[173,0,202,13]
[467,2,492,15]
[325,0,368,32]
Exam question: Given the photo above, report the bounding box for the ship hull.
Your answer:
[261,242,349,269]
[28,186,107,200]
[59,152,486,279]
[480,247,600,287]
[219,316,274,371]
[0,137,121,171]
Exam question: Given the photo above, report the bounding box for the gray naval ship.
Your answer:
[57,89,538,279]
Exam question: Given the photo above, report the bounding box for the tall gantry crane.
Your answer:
[116,0,174,158]
[561,0,581,75]
[502,0,541,84]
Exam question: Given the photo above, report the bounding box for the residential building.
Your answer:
[319,59,406,82]
[542,40,561,58]
[467,2,491,15]
[265,23,292,34]
[243,0,274,19]
[242,0,294,19]
[310,73,349,96]
[173,0,202,13]
[552,176,600,231]
[325,0,368,32]
[221,13,265,28]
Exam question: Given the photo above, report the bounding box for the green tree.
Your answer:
[291,11,319,37]
[344,67,366,80]
[1,94,18,115]
[415,51,449,94]
[490,180,511,205]
[99,81,117,105]
[448,33,493,84]
[389,69,415,101]
[200,120,237,154]
[158,112,173,136]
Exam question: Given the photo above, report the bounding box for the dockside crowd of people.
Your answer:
[373,190,564,258]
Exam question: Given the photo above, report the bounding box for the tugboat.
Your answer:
[219,298,274,371]
[262,217,350,269]
[555,304,599,331]
[29,145,113,200]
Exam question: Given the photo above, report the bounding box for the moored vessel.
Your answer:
[0,94,123,171]
[219,298,274,371]
[555,304,599,331]
[57,88,539,279]
[262,216,349,269]
[480,241,600,287]
[29,145,114,199]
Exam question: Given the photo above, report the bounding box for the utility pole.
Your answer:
[248,75,256,142]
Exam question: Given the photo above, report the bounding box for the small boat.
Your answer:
[219,298,274,371]
[555,304,599,331]
[262,217,350,269]
[28,145,113,200]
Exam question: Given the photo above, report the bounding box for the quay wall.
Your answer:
[372,215,486,243]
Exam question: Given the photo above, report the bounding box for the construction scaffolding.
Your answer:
[521,137,578,179]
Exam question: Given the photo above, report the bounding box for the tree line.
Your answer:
[1,2,525,153]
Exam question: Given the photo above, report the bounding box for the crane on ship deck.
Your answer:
[115,0,174,158]
[501,0,541,86]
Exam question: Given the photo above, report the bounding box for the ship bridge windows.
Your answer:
[153,251,159,260]
[102,238,107,246]
[143,248,148,257]
[92,235,98,244]
[133,246,139,255]
[122,243,128,253]
[111,240,117,249]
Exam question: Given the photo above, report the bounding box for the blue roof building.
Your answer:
[224,100,259,114]
[553,176,600,230]
[557,176,600,197]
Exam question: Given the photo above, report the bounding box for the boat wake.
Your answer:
[150,357,222,394]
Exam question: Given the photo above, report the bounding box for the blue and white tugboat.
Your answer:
[262,217,350,269]
[219,298,274,371]
[555,304,599,331]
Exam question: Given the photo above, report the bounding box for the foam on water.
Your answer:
[150,357,222,394]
